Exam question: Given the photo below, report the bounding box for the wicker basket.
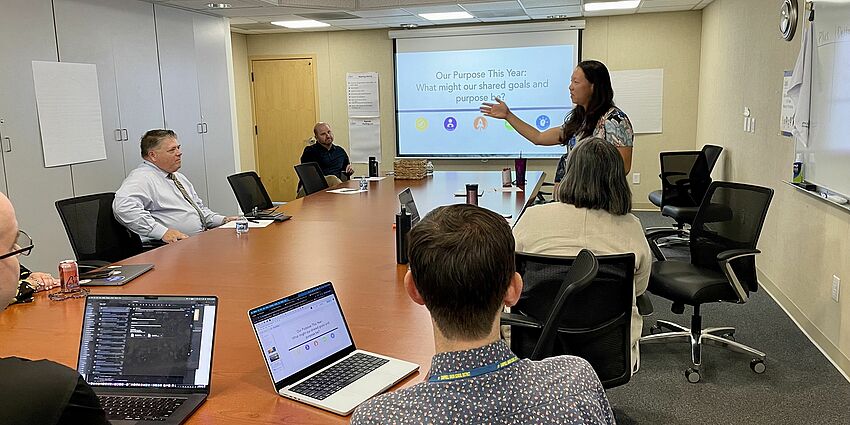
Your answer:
[393,159,428,180]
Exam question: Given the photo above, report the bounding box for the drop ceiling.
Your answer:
[146,0,714,33]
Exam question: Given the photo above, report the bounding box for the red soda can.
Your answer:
[59,260,80,293]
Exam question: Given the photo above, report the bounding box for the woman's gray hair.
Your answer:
[556,137,632,215]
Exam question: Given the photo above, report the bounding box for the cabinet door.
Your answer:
[194,13,237,215]
[0,0,75,272]
[112,1,165,174]
[154,5,208,201]
[54,0,126,195]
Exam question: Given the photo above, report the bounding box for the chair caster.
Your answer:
[750,359,766,374]
[650,324,663,335]
[685,367,701,383]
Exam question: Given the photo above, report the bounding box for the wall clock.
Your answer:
[780,0,798,41]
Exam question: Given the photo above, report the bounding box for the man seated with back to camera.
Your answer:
[351,204,614,425]
[113,129,236,244]
[0,192,110,425]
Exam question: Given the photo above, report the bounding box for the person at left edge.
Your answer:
[0,192,110,425]
[113,129,237,244]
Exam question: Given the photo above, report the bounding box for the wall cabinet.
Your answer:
[0,0,237,271]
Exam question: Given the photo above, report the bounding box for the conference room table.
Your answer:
[0,170,543,424]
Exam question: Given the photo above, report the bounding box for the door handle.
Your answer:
[115,129,122,141]
[197,123,204,133]
[122,129,129,141]
[2,137,11,153]
[202,122,208,133]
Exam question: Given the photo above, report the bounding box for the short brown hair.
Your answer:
[557,137,632,215]
[407,204,515,339]
[140,129,177,158]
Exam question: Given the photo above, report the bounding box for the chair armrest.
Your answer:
[500,312,542,329]
[717,248,760,262]
[645,228,680,261]
[716,249,761,303]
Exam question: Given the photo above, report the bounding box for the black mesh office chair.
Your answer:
[227,171,286,218]
[502,250,636,389]
[641,181,774,383]
[648,145,723,234]
[55,192,144,269]
[294,162,329,196]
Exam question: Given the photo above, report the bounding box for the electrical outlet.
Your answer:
[832,275,840,302]
[632,173,640,184]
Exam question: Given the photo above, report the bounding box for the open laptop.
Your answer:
[77,295,218,424]
[248,282,419,416]
[398,187,421,225]
[512,171,547,227]
[80,264,154,286]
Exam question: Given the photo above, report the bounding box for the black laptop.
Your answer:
[398,187,421,225]
[77,295,218,424]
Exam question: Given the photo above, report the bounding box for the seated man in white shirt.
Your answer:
[113,129,236,244]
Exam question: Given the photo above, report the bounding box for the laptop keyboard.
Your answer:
[100,395,187,421]
[290,353,389,400]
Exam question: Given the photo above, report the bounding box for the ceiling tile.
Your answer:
[349,8,409,17]
[459,1,520,11]
[520,0,581,7]
[479,15,530,22]
[400,4,466,14]
[370,15,428,24]
[525,5,582,17]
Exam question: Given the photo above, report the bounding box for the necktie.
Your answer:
[168,173,207,229]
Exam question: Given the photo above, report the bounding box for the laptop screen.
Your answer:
[78,295,218,390]
[248,282,355,387]
[398,188,420,225]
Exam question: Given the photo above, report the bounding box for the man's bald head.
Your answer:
[313,122,334,149]
[0,192,20,311]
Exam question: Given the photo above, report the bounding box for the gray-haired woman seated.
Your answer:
[512,137,651,374]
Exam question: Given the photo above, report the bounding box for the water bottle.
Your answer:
[359,176,368,192]
[396,205,411,264]
[235,215,249,236]
[368,156,379,177]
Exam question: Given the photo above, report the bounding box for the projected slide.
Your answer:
[396,45,574,158]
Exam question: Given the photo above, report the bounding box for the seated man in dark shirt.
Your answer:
[351,204,614,425]
[300,122,354,181]
[0,192,109,425]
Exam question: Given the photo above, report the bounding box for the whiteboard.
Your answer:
[32,61,106,167]
[797,1,850,197]
[611,68,664,134]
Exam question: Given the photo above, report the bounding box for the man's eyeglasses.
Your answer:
[0,230,33,260]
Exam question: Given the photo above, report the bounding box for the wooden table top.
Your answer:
[0,171,542,424]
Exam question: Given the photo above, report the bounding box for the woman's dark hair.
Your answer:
[561,60,615,142]
[557,137,631,215]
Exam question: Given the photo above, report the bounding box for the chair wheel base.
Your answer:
[685,367,701,383]
[750,359,766,374]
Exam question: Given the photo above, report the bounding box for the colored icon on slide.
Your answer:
[473,116,488,130]
[444,117,458,131]
[536,115,551,130]
[504,120,514,131]
[415,117,428,131]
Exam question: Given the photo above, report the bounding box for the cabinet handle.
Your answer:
[122,129,129,141]
[2,137,11,153]
[197,123,203,134]
[202,123,208,133]
[115,129,122,141]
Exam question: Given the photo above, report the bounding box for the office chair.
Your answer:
[502,250,636,389]
[227,171,285,217]
[294,162,330,196]
[648,145,723,235]
[641,181,773,383]
[55,192,144,270]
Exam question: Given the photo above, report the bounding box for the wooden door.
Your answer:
[251,58,317,201]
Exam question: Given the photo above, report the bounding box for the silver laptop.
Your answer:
[77,295,218,424]
[398,187,421,225]
[80,263,154,286]
[248,282,419,415]
[512,171,547,227]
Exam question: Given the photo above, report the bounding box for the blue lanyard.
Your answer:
[428,355,519,383]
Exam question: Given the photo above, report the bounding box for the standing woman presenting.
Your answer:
[480,60,634,182]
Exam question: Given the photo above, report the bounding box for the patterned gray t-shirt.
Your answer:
[351,340,614,425]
